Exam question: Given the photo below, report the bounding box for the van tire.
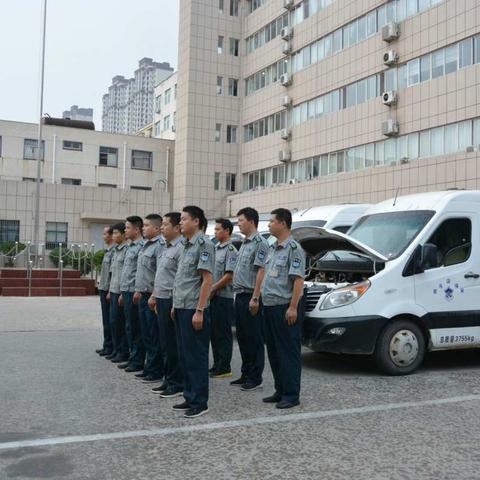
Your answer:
[374,320,425,376]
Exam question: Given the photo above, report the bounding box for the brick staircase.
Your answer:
[0,268,96,296]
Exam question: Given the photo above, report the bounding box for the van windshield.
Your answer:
[292,220,327,228]
[347,210,435,259]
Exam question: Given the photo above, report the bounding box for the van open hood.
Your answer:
[292,227,389,263]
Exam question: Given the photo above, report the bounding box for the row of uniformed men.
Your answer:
[96,206,306,418]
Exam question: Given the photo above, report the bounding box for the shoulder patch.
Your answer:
[200,250,210,262]
[292,257,301,269]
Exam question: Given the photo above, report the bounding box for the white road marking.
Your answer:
[1,394,479,451]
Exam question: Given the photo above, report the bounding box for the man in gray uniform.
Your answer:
[232,207,269,391]
[96,225,115,356]
[118,216,145,373]
[107,223,129,363]
[209,218,238,378]
[148,212,184,397]
[134,214,165,383]
[261,208,305,409]
[172,206,214,418]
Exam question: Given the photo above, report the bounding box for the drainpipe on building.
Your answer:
[51,134,57,183]
[122,141,127,189]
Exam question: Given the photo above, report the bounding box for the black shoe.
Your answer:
[134,372,147,378]
[173,401,190,411]
[159,387,183,398]
[95,348,103,354]
[210,370,232,379]
[117,362,129,369]
[230,376,247,386]
[141,376,162,384]
[151,381,168,392]
[99,350,112,357]
[184,406,209,418]
[276,399,300,409]
[111,355,128,364]
[105,353,116,360]
[209,366,217,373]
[241,382,263,391]
[263,394,282,403]
[125,366,143,373]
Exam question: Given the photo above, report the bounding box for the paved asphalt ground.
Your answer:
[1,297,480,479]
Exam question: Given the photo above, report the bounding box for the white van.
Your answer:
[294,190,480,375]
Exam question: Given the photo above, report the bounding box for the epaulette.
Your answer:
[228,244,235,251]
[198,237,206,245]
[255,236,262,243]
[290,241,298,250]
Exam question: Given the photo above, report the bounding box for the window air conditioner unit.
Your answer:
[382,90,398,106]
[282,40,292,55]
[382,22,400,42]
[279,150,292,162]
[281,95,292,108]
[382,119,399,137]
[280,128,291,140]
[383,50,399,66]
[280,26,293,40]
[283,0,295,11]
[280,73,292,86]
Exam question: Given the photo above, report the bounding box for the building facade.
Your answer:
[174,0,480,217]
[62,105,94,123]
[102,58,174,135]
[153,72,178,140]
[0,119,174,249]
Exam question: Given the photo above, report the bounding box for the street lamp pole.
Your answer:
[33,0,48,267]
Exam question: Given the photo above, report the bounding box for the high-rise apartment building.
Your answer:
[102,58,174,135]
[174,0,480,217]
[62,105,94,123]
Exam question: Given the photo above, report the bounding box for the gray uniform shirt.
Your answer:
[135,235,165,293]
[153,235,183,299]
[98,244,115,291]
[261,236,306,307]
[213,240,238,299]
[109,242,128,295]
[233,232,269,293]
[173,231,215,309]
[120,238,144,293]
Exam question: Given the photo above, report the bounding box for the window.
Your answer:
[23,139,45,160]
[215,123,222,142]
[367,10,377,37]
[0,136,2,157]
[229,0,239,16]
[46,222,68,249]
[444,45,458,74]
[218,0,224,14]
[155,94,162,113]
[228,78,238,96]
[62,140,82,151]
[163,115,171,131]
[0,220,20,242]
[407,58,420,86]
[444,123,458,154]
[458,120,473,150]
[61,178,81,186]
[420,54,431,82]
[459,38,473,69]
[430,127,444,156]
[99,146,118,167]
[131,186,152,191]
[217,76,223,95]
[164,88,171,104]
[226,173,236,192]
[98,183,116,188]
[425,219,471,268]
[431,50,445,79]
[131,150,153,170]
[214,172,220,190]
[229,38,239,57]
[226,125,237,143]
[218,36,224,54]
[475,36,480,64]
[22,177,43,183]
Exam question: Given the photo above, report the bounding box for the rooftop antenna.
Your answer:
[393,187,400,207]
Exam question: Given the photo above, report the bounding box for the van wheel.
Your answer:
[374,320,425,376]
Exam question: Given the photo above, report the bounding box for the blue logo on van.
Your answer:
[433,279,464,302]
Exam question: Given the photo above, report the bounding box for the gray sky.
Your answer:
[0,0,179,128]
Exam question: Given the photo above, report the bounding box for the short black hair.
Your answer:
[164,212,181,227]
[145,213,163,228]
[183,206,207,230]
[105,225,114,235]
[126,215,143,231]
[237,207,259,228]
[215,218,233,235]
[112,222,126,234]
[271,208,292,229]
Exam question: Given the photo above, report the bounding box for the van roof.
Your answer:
[366,190,480,215]
[292,203,371,222]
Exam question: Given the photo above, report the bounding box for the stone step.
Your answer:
[0,278,96,295]
[0,268,82,279]
[1,287,88,297]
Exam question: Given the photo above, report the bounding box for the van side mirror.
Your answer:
[414,243,439,273]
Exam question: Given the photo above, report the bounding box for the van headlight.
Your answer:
[320,281,370,310]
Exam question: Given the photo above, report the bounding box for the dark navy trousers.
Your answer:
[234,293,265,385]
[122,291,145,369]
[175,308,209,410]
[263,303,303,403]
[156,298,183,390]
[210,295,234,372]
[109,292,128,358]
[99,290,113,353]
[138,293,164,378]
